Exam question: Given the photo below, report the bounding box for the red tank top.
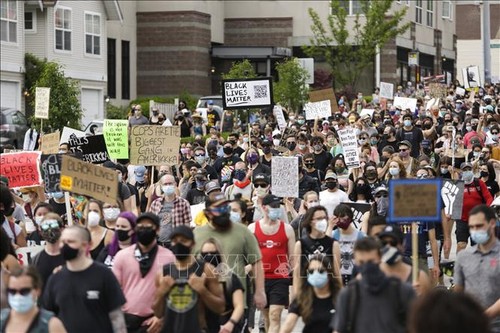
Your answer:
[254,220,290,279]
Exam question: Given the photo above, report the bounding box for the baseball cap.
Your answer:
[170,225,194,241]
[373,185,388,196]
[456,100,463,104]
[399,140,412,150]
[204,180,221,194]
[136,212,160,228]
[325,171,338,180]
[253,173,270,185]
[205,192,229,208]
[322,120,330,125]
[262,194,282,206]
[194,169,208,180]
[207,100,214,105]
[134,166,147,182]
[460,162,473,170]
[103,161,117,170]
[378,225,404,245]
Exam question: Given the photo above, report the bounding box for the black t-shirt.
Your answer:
[186,188,206,205]
[126,182,139,207]
[396,127,424,158]
[313,150,332,173]
[207,110,220,128]
[203,165,219,182]
[49,199,67,222]
[206,274,244,333]
[401,222,435,257]
[485,179,500,197]
[289,295,335,333]
[32,250,65,293]
[43,262,126,333]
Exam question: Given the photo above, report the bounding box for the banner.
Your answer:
[393,97,417,113]
[103,119,129,159]
[41,154,63,193]
[60,126,86,145]
[309,88,338,113]
[441,180,464,220]
[35,87,50,119]
[304,100,331,120]
[271,156,298,198]
[60,155,118,203]
[68,134,109,164]
[379,82,394,100]
[130,126,181,166]
[336,127,360,169]
[41,130,60,154]
[0,152,42,188]
[273,105,287,131]
[222,77,273,109]
[342,202,371,230]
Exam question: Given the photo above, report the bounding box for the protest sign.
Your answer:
[68,134,109,164]
[16,246,45,266]
[360,109,374,119]
[393,97,417,113]
[41,154,63,193]
[336,127,360,168]
[60,126,86,145]
[41,130,60,154]
[35,87,50,119]
[428,83,447,99]
[60,155,118,203]
[103,119,129,159]
[304,100,331,120]
[379,82,394,100]
[271,157,298,198]
[309,88,339,113]
[425,98,440,111]
[462,66,481,89]
[342,202,371,229]
[130,126,181,166]
[441,180,464,220]
[455,87,466,96]
[273,105,287,131]
[222,77,273,109]
[0,152,42,188]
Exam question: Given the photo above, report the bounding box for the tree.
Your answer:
[222,59,257,80]
[273,58,310,113]
[29,59,82,131]
[304,0,410,90]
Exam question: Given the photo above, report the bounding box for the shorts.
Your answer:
[455,220,470,243]
[264,278,289,307]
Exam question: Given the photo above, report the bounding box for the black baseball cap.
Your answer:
[378,225,404,245]
[262,194,282,206]
[136,212,160,228]
[253,173,270,185]
[170,225,194,241]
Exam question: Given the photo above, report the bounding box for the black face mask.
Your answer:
[41,228,61,244]
[356,184,370,194]
[480,171,489,178]
[116,229,131,242]
[287,142,296,151]
[223,147,233,155]
[365,170,377,180]
[171,243,192,261]
[212,212,231,229]
[4,206,14,217]
[325,182,337,189]
[136,228,157,246]
[423,148,432,155]
[263,147,271,154]
[305,163,315,169]
[60,243,80,261]
[202,252,221,267]
[358,261,389,294]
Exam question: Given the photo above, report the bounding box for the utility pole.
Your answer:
[482,0,491,84]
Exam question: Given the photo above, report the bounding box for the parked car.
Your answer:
[0,107,29,149]
[195,95,223,122]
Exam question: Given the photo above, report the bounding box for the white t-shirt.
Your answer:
[319,189,349,217]
[2,219,21,241]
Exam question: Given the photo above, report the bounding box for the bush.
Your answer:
[180,132,230,144]
[130,91,199,118]
[106,104,128,119]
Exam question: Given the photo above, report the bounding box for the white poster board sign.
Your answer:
[271,157,298,198]
[35,87,50,119]
[462,66,481,89]
[337,127,360,169]
[379,82,394,100]
[304,100,331,120]
[273,105,287,131]
[393,97,418,113]
[360,109,375,119]
[425,98,440,111]
[60,126,86,145]
[455,87,466,96]
[222,78,273,109]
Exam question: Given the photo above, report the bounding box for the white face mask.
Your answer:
[87,211,101,227]
[254,187,268,198]
[34,216,44,225]
[307,201,319,208]
[103,208,120,221]
[389,167,400,176]
[314,219,328,233]
[273,139,280,146]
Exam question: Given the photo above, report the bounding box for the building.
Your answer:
[455,1,500,85]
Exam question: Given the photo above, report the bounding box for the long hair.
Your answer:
[302,206,328,235]
[296,254,341,324]
[83,199,103,227]
[199,238,232,288]
[107,211,137,257]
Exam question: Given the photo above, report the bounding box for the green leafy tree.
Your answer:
[273,58,310,113]
[304,0,410,90]
[222,59,257,80]
[29,60,81,131]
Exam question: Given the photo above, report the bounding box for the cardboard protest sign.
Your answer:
[388,179,442,223]
[41,130,60,154]
[309,88,339,113]
[379,82,394,100]
[428,83,447,99]
[441,180,464,220]
[273,105,287,131]
[60,126,86,145]
[103,119,129,159]
[35,87,50,119]
[16,246,45,266]
[271,157,298,198]
[130,126,181,166]
[393,97,417,113]
[0,152,42,188]
[68,134,109,164]
[41,154,63,193]
[304,100,331,120]
[222,77,273,109]
[455,87,466,96]
[336,127,360,168]
[60,155,118,203]
[462,66,481,89]
[342,202,371,230]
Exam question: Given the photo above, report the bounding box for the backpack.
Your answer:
[1,309,54,333]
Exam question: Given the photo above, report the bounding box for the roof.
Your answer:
[103,0,123,22]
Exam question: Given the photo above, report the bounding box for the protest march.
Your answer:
[1,77,500,333]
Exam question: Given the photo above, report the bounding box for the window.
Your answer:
[107,38,116,99]
[85,12,100,55]
[24,11,36,32]
[55,7,71,51]
[415,0,422,24]
[442,0,452,19]
[121,40,130,100]
[1,0,17,43]
[336,0,364,16]
[426,0,433,27]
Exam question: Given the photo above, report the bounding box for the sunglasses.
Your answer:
[359,137,368,140]
[254,183,268,188]
[307,268,326,274]
[399,148,408,152]
[491,132,499,135]
[7,287,32,296]
[209,205,229,215]
[195,153,205,157]
[375,193,388,198]
[40,220,60,231]
[416,174,428,179]
[381,239,398,247]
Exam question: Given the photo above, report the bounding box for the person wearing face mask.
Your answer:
[260,139,276,168]
[378,125,399,155]
[396,113,424,159]
[85,200,115,260]
[1,266,66,332]
[43,225,127,332]
[153,225,225,333]
[456,163,493,253]
[319,171,349,218]
[310,136,332,173]
[20,187,44,222]
[186,169,209,205]
[48,190,68,224]
[332,204,366,285]
[112,213,174,333]
[213,142,242,185]
[149,174,192,248]
[25,203,53,247]
[454,205,500,331]
[384,157,407,182]
[303,153,325,191]
[251,174,289,224]
[149,107,161,125]
[102,202,122,231]
[248,194,295,333]
[282,255,341,333]
[1,194,27,249]
[397,140,418,177]
[192,146,218,181]
[245,147,271,177]
[463,118,484,149]
[297,156,321,200]
[129,105,149,127]
[224,161,254,201]
[292,206,341,296]
[291,191,320,237]
[332,237,416,333]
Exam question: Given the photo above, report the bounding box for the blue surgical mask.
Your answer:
[470,229,490,245]
[404,120,412,127]
[195,155,206,165]
[462,170,474,183]
[8,293,35,313]
[307,270,329,288]
[268,207,282,221]
[230,211,241,223]
[162,185,176,196]
[52,192,64,199]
